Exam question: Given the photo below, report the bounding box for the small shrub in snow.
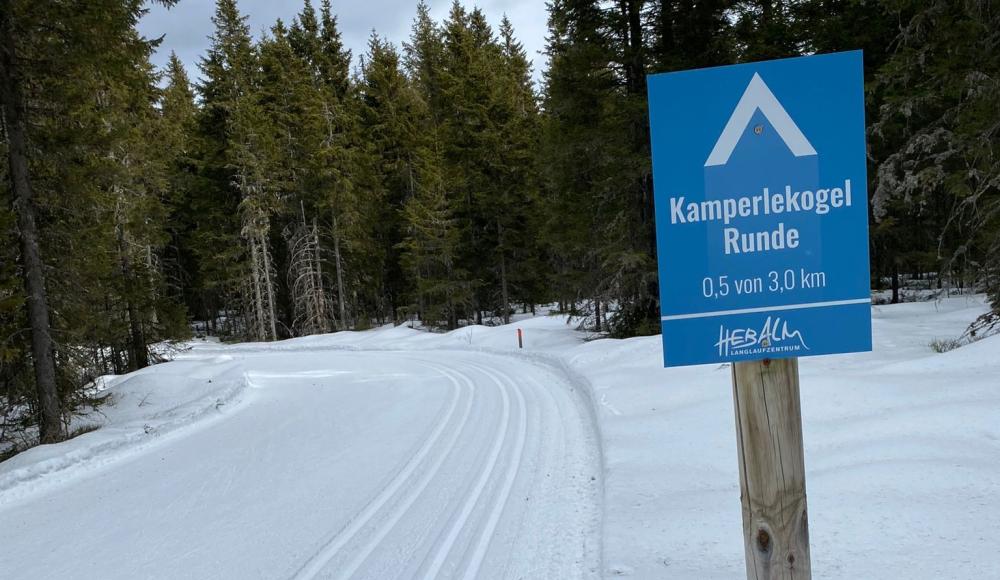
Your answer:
[929,337,962,353]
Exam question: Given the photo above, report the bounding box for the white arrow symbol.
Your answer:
[704,72,817,167]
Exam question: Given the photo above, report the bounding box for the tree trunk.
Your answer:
[260,231,277,340]
[332,211,348,330]
[447,289,456,330]
[144,245,160,327]
[499,221,510,326]
[119,244,148,371]
[500,258,510,325]
[115,198,149,371]
[891,263,899,304]
[0,12,65,443]
[126,299,148,371]
[657,0,677,60]
[621,0,647,96]
[312,219,329,333]
[248,236,267,341]
[594,298,602,332]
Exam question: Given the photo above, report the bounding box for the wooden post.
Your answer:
[517,328,523,349]
[732,357,811,579]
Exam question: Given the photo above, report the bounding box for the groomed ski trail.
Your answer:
[0,349,602,580]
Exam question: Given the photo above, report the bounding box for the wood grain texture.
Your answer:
[732,358,811,580]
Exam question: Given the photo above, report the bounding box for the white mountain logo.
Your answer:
[705,73,817,167]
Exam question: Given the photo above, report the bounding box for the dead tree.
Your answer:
[286,207,333,335]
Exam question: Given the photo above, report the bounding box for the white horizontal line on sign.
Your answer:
[661,298,872,321]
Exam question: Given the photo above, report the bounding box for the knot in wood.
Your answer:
[756,528,770,553]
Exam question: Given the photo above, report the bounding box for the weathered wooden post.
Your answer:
[516,328,523,349]
[732,358,810,579]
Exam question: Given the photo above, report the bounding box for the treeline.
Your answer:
[175,0,546,341]
[2,0,999,445]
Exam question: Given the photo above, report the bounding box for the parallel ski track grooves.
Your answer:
[460,363,529,580]
[292,355,537,580]
[330,361,480,580]
[420,359,528,580]
[290,360,473,580]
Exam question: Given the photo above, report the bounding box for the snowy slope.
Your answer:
[1,296,997,579]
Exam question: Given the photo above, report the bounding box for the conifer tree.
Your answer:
[358,33,425,321]
[437,3,494,323]
[1,0,183,443]
[540,0,616,323]
[732,0,800,60]
[0,0,63,441]
[310,7,367,328]
[871,0,1000,306]
[602,0,660,335]
[399,142,470,329]
[0,108,32,442]
[197,0,281,341]
[317,0,353,101]
[484,18,544,323]
[160,53,201,315]
[104,42,183,372]
[649,0,733,72]
[404,1,446,122]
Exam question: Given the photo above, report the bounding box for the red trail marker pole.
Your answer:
[517,328,523,349]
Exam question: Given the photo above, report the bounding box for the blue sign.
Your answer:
[648,51,872,367]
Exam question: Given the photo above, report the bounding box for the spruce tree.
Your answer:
[399,142,470,329]
[260,20,328,335]
[540,0,616,323]
[483,18,544,323]
[1,0,185,443]
[103,41,184,372]
[0,0,63,441]
[649,0,733,73]
[310,6,367,328]
[358,33,425,322]
[197,0,281,341]
[871,0,1000,307]
[603,0,660,335]
[732,0,801,60]
[404,1,446,122]
[160,53,203,321]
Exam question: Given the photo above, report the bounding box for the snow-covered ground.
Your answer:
[576,295,1000,579]
[1,295,997,579]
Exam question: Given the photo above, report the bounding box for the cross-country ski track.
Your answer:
[0,348,603,580]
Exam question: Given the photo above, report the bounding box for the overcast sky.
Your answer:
[137,0,549,88]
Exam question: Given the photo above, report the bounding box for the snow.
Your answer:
[0,345,600,579]
[578,296,1000,578]
[1,296,998,579]
[0,355,248,507]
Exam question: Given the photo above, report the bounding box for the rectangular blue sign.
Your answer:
[648,51,872,367]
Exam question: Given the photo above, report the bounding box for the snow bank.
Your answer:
[0,357,249,508]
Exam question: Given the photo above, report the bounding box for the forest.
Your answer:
[2,0,999,446]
